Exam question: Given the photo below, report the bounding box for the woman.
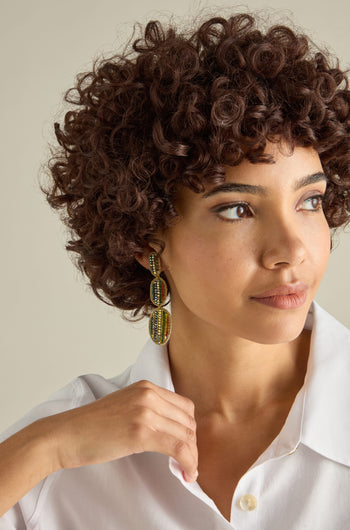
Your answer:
[1,11,350,529]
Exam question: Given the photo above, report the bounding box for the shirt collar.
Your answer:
[300,300,350,466]
[128,336,174,390]
[128,300,350,468]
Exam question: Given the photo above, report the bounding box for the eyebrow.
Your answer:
[201,172,327,199]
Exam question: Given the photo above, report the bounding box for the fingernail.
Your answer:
[182,470,189,482]
[182,470,198,482]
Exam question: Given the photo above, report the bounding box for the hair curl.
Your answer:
[42,11,350,320]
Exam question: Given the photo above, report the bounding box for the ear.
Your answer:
[134,244,159,272]
[135,251,151,271]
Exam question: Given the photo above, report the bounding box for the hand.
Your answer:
[48,379,198,482]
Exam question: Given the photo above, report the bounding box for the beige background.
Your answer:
[1,0,349,432]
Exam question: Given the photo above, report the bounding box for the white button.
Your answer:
[239,493,258,511]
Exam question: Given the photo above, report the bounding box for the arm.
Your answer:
[0,380,198,517]
[0,418,59,516]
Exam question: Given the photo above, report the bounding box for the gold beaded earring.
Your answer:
[149,252,172,345]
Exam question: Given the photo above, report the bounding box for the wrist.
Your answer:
[28,415,66,475]
[0,416,64,516]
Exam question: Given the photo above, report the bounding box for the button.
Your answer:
[239,494,258,511]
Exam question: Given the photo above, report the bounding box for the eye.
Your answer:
[301,194,325,211]
[214,202,253,221]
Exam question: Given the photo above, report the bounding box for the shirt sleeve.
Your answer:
[0,506,26,530]
[0,377,98,529]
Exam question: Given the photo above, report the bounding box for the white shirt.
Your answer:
[1,300,350,529]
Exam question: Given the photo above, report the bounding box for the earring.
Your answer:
[149,252,172,345]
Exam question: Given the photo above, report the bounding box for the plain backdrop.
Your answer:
[1,0,349,432]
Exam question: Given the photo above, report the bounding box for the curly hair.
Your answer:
[41,11,350,320]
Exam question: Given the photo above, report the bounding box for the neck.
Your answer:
[167,309,311,423]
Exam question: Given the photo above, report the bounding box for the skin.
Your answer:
[0,139,330,520]
[140,139,330,520]
[146,139,330,421]
[138,139,331,519]
[0,380,198,516]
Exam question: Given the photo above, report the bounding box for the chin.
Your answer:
[243,316,308,345]
[233,304,310,344]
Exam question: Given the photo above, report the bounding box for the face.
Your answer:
[155,141,331,345]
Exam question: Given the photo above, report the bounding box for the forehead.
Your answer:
[175,142,324,207]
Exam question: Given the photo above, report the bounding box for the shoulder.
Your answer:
[0,365,134,445]
[0,365,136,528]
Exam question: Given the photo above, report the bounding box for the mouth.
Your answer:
[250,283,308,310]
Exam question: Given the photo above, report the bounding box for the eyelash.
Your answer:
[214,194,325,223]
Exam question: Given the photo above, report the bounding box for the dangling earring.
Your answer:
[149,252,172,345]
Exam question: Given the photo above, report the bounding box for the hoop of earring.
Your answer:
[148,252,172,345]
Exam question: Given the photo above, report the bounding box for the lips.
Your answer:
[251,282,309,299]
[250,282,309,309]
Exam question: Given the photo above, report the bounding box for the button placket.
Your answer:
[238,493,258,511]
[230,467,262,527]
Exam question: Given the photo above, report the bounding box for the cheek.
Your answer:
[163,230,208,291]
[308,220,331,276]
[165,229,250,306]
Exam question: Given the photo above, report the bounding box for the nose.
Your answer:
[261,218,307,270]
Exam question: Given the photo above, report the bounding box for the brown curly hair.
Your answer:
[41,11,350,321]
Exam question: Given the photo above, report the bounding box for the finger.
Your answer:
[132,407,197,457]
[141,422,198,481]
[133,380,195,418]
[134,390,196,433]
[156,399,196,432]
[149,409,197,451]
